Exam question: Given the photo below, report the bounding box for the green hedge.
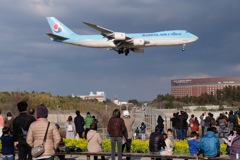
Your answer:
[0,139,227,155]
[63,138,227,155]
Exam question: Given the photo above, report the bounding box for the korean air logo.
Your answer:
[53,23,63,33]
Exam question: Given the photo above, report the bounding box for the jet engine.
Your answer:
[113,32,126,40]
[133,39,145,46]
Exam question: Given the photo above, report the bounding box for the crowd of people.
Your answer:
[1,101,240,160]
[147,109,240,159]
[0,101,100,160]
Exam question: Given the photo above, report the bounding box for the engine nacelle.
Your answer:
[133,39,145,46]
[113,32,126,40]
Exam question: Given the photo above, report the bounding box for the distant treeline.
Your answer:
[0,91,115,126]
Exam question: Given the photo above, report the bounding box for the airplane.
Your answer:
[46,17,198,56]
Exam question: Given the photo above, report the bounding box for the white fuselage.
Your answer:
[62,30,198,49]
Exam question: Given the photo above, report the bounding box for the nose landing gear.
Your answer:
[182,44,186,51]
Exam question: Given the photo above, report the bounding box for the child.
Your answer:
[187,131,199,156]
[224,127,237,154]
[161,133,173,155]
[1,126,15,160]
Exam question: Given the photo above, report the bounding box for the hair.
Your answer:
[167,128,172,133]
[90,122,98,130]
[228,127,238,136]
[17,101,28,112]
[191,114,194,118]
[236,126,240,135]
[29,108,35,115]
[6,112,12,117]
[207,127,214,132]
[87,112,90,115]
[112,109,120,118]
[55,123,60,130]
[190,131,199,138]
[163,133,168,139]
[67,116,73,122]
[2,126,10,135]
[76,110,80,116]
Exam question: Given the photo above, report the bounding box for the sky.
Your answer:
[0,0,240,102]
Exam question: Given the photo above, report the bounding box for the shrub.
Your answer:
[173,140,190,154]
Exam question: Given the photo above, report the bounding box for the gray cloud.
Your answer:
[0,0,239,101]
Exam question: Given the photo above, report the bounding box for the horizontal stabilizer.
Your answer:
[46,33,68,40]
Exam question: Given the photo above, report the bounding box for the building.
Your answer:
[171,77,240,98]
[72,91,106,102]
[113,96,129,106]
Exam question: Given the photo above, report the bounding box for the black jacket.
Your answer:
[74,115,85,132]
[13,112,36,142]
[170,117,179,128]
[149,131,166,152]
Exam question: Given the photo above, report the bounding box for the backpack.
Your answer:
[67,124,73,132]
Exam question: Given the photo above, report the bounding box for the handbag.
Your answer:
[31,122,50,158]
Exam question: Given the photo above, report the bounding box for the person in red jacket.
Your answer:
[192,117,200,132]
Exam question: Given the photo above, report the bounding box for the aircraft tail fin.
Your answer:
[46,17,76,40]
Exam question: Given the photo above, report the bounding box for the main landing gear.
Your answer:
[182,44,186,51]
[118,48,130,56]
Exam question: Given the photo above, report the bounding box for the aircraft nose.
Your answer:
[193,34,199,42]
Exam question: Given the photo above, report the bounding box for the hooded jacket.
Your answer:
[149,131,166,152]
[84,114,94,129]
[87,130,103,152]
[199,131,220,157]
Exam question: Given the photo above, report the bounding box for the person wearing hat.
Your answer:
[27,104,61,159]
[121,110,135,160]
[12,101,36,160]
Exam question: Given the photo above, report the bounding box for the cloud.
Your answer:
[0,0,239,101]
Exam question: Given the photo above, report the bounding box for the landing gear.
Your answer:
[124,48,129,56]
[182,44,186,51]
[117,48,129,56]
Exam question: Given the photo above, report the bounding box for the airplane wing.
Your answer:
[83,22,132,41]
[83,21,145,55]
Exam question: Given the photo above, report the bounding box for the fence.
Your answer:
[56,152,231,160]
